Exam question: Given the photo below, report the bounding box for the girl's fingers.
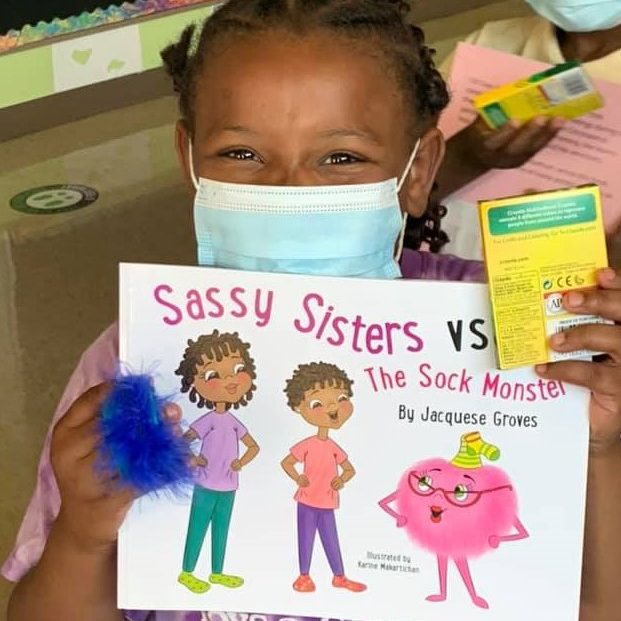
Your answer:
[56,418,101,463]
[163,403,184,436]
[563,287,621,323]
[549,324,621,363]
[537,359,620,397]
[163,402,183,423]
[65,453,110,500]
[56,383,110,436]
[597,268,621,290]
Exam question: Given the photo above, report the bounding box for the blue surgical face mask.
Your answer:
[188,141,420,279]
[526,0,621,32]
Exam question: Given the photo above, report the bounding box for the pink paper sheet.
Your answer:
[439,43,621,235]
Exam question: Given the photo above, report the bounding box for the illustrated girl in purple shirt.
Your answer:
[175,330,260,594]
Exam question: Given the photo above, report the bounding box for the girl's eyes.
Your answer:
[202,370,220,381]
[215,149,366,168]
[322,152,364,166]
[309,399,323,409]
[233,363,245,374]
[337,393,349,402]
[220,148,262,162]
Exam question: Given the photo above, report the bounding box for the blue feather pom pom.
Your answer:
[98,373,193,496]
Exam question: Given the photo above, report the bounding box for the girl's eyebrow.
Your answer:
[318,127,381,144]
[221,124,259,135]
[210,126,381,144]
[463,474,476,482]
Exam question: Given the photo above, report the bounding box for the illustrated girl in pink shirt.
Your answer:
[281,362,366,594]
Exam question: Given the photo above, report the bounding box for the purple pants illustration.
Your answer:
[297,502,344,576]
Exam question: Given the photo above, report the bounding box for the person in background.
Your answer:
[436,0,621,265]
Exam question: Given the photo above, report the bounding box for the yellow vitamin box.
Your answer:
[475,61,603,130]
[479,185,609,370]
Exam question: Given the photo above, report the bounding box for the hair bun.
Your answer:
[160,24,196,93]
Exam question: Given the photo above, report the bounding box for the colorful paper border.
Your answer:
[0,4,217,109]
[0,0,212,54]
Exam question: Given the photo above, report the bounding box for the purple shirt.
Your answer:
[191,411,248,491]
[1,250,485,621]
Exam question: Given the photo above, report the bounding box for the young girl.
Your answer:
[4,1,621,620]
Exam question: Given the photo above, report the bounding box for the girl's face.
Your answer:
[192,349,253,404]
[176,29,445,218]
[296,382,353,430]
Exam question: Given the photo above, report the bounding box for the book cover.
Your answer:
[118,262,589,621]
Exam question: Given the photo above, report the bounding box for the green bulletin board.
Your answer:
[0,3,218,110]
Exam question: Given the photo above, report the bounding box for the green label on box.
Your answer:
[482,102,510,129]
[488,193,597,236]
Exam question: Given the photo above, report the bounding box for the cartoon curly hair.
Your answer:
[175,330,257,410]
[284,362,353,410]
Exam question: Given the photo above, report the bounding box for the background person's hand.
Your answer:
[463,115,565,170]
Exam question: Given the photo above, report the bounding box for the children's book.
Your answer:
[118,263,589,621]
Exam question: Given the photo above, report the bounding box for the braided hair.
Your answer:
[161,0,450,252]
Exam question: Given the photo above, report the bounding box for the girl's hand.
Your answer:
[51,384,183,551]
[331,476,345,491]
[231,459,242,471]
[297,474,310,488]
[51,384,133,552]
[464,116,564,170]
[536,269,621,453]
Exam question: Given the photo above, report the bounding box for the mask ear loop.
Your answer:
[395,138,421,261]
[188,140,200,191]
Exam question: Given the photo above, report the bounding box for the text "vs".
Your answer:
[447,319,489,352]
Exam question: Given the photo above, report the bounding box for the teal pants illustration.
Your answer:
[182,486,236,574]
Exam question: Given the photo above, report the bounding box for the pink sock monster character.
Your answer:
[379,432,528,609]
